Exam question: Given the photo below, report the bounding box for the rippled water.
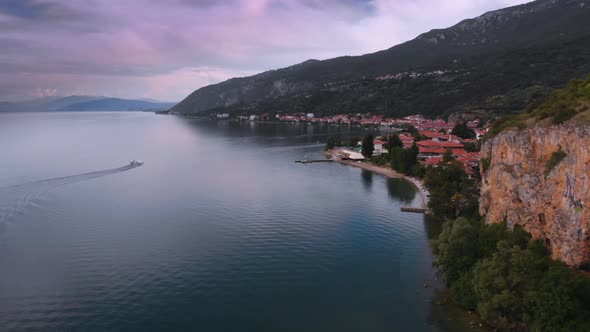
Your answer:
[0,112,455,331]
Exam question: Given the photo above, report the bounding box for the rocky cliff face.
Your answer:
[418,0,589,47]
[480,124,590,267]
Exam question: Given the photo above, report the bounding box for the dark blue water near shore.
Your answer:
[0,112,453,331]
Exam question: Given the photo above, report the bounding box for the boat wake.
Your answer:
[0,161,143,228]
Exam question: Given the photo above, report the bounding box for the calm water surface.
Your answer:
[0,112,455,331]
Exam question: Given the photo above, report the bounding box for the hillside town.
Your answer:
[217,112,488,175]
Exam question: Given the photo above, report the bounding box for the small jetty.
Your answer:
[295,160,334,164]
[400,207,429,214]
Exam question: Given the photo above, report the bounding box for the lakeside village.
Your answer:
[216,112,488,176]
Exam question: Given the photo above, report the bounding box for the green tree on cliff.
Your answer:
[432,217,481,284]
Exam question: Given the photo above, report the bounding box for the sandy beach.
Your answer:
[323,150,430,209]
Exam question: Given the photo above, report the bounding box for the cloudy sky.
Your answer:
[0,0,529,102]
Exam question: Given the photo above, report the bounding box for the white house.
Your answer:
[373,139,384,155]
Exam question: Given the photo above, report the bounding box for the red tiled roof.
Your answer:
[416,140,440,147]
[452,149,468,157]
[416,140,464,149]
[419,131,448,139]
[419,147,468,157]
[423,157,442,165]
[398,134,414,141]
[440,141,464,148]
[458,157,478,164]
[419,147,446,154]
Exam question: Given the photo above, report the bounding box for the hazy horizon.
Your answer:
[2,95,178,104]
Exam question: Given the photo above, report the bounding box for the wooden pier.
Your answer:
[400,207,429,214]
[295,160,334,164]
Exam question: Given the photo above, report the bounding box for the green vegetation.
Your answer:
[325,136,344,150]
[389,144,419,175]
[349,137,361,147]
[463,142,478,152]
[361,135,374,158]
[325,136,361,150]
[442,149,454,163]
[530,78,590,124]
[545,149,567,177]
[451,121,476,139]
[488,75,590,138]
[485,114,529,138]
[369,154,389,166]
[386,133,403,153]
[401,124,419,137]
[423,161,479,220]
[481,157,491,173]
[351,133,423,177]
[432,219,590,331]
[325,137,338,150]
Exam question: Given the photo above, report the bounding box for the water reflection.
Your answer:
[386,178,416,204]
[423,214,444,242]
[182,119,381,148]
[216,119,230,129]
[361,169,373,191]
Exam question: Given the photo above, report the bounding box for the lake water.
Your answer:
[0,112,457,331]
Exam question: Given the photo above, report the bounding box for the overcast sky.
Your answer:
[0,0,530,102]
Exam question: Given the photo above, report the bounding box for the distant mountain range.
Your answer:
[0,96,175,113]
[171,0,590,119]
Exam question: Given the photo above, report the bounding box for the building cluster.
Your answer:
[320,114,487,175]
[375,69,451,81]
[413,132,480,175]
[274,113,487,138]
[338,129,482,176]
[374,129,482,175]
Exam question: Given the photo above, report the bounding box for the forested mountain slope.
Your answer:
[171,0,590,118]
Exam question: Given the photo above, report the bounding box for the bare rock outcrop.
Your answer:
[480,123,590,267]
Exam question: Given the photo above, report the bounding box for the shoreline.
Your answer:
[323,150,430,210]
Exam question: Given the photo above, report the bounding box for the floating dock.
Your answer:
[400,207,429,214]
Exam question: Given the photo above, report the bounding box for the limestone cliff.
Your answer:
[480,123,590,267]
